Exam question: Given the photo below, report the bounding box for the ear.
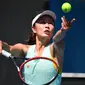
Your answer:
[32,26,36,33]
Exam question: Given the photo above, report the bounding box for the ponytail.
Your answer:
[26,31,36,45]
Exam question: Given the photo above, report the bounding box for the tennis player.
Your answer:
[0,10,75,85]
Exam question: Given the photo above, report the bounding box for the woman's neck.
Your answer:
[36,39,45,51]
[34,36,49,56]
[34,43,44,56]
[36,36,50,46]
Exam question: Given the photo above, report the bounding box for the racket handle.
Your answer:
[2,50,12,58]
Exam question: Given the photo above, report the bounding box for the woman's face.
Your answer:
[32,15,55,40]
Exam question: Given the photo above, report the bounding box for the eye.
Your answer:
[49,22,54,25]
[36,19,54,25]
[38,21,54,25]
[38,21,46,24]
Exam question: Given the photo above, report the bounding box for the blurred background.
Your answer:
[0,0,85,85]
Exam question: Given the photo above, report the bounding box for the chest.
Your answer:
[26,45,51,58]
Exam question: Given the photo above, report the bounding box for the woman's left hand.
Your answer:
[61,16,75,31]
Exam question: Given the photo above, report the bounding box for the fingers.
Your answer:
[0,40,2,54]
[61,16,69,27]
[61,16,67,24]
[70,18,76,23]
[61,16,76,25]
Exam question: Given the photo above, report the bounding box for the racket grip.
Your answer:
[2,50,11,58]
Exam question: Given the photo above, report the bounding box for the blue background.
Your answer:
[50,0,85,73]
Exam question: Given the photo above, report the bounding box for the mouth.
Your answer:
[44,30,50,35]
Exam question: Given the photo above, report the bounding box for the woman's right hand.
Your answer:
[0,40,3,54]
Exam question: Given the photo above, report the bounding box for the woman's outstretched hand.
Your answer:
[61,16,76,31]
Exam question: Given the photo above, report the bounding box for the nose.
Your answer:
[45,23,49,28]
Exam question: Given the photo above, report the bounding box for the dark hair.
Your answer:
[26,31,36,45]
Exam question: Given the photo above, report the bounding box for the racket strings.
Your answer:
[31,60,40,74]
[22,59,40,82]
[19,57,59,85]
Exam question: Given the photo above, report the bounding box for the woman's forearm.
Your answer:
[53,28,67,43]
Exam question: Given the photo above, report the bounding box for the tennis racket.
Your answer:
[2,50,59,85]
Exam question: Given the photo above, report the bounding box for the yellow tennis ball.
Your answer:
[61,2,72,13]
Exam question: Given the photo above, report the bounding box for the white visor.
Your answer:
[32,10,56,27]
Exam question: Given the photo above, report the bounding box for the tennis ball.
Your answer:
[61,2,72,13]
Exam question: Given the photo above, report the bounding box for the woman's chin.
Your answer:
[42,34,51,39]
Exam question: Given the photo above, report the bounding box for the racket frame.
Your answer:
[19,57,59,85]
